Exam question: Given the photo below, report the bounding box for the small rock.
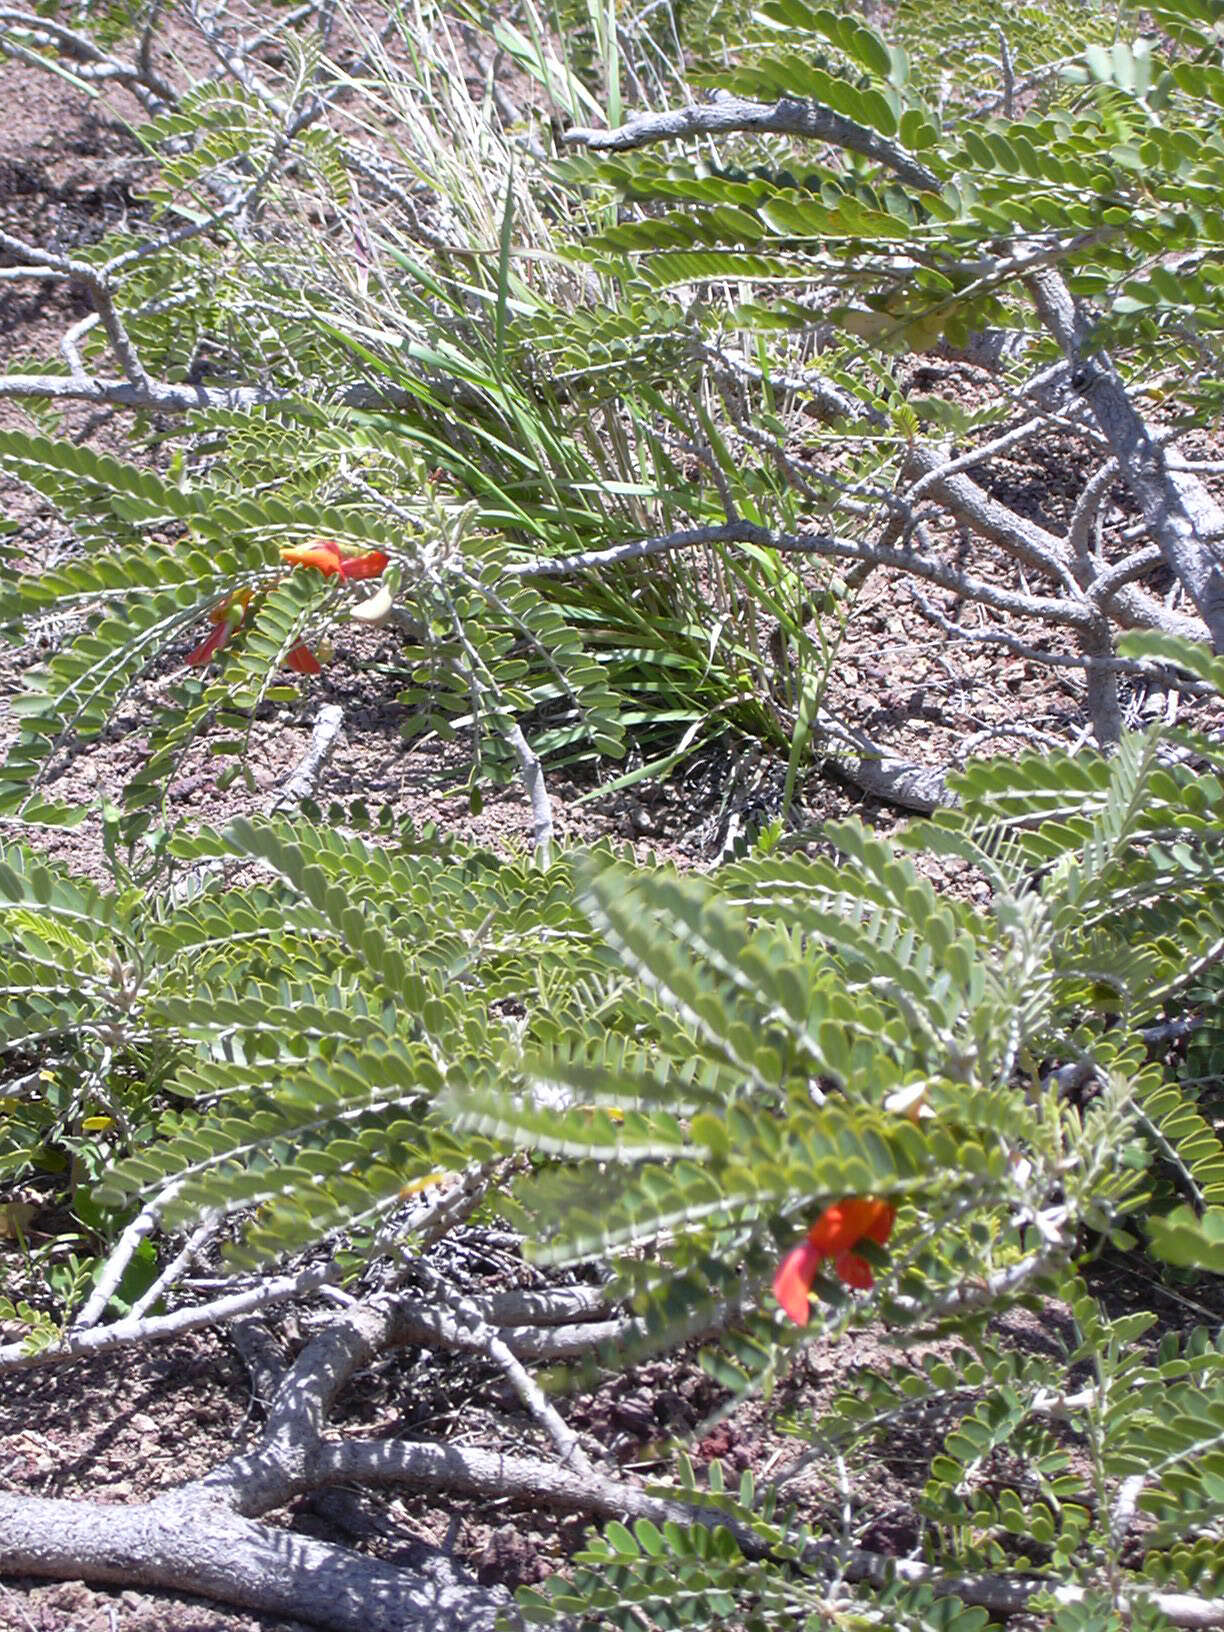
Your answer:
[476,1521,549,1588]
[653,1389,694,1429]
[610,1392,655,1436]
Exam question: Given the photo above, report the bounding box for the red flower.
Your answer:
[186,589,251,666]
[338,550,389,581]
[774,1198,896,1325]
[186,619,231,667]
[187,588,326,675]
[285,642,322,675]
[280,539,389,581]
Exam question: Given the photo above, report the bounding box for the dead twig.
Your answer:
[272,702,345,812]
[562,90,939,192]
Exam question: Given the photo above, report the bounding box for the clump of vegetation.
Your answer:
[0,1,1223,1628]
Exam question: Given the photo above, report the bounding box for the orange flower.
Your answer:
[187,588,325,675]
[280,540,344,574]
[774,1198,896,1325]
[285,642,322,675]
[186,620,230,667]
[187,589,252,666]
[280,539,389,582]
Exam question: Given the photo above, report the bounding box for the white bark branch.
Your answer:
[0,6,174,106]
[6,1241,1223,1629]
[901,444,1209,642]
[409,1265,596,1476]
[562,91,940,192]
[505,520,1100,629]
[0,1259,346,1376]
[71,1181,183,1331]
[0,1263,628,1379]
[470,1284,611,1325]
[0,367,438,414]
[505,723,554,864]
[272,702,345,812]
[907,586,1205,688]
[1029,268,1224,650]
[127,1210,222,1323]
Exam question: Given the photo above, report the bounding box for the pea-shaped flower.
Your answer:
[774,1198,896,1324]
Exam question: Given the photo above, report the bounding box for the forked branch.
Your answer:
[3,1258,1222,1630]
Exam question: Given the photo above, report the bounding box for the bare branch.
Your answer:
[0,369,287,412]
[1067,459,1116,562]
[698,341,887,429]
[1081,615,1123,747]
[808,703,949,812]
[901,417,1049,513]
[0,227,73,272]
[316,1435,706,1527]
[0,229,150,389]
[0,1259,346,1376]
[408,1263,596,1475]
[906,443,1210,643]
[0,366,440,415]
[127,1210,223,1323]
[470,1283,612,1326]
[272,702,345,812]
[506,518,1101,630]
[562,90,940,193]
[0,6,174,105]
[0,1490,508,1632]
[1029,267,1224,650]
[998,27,1015,120]
[908,586,1208,689]
[71,1181,184,1331]
[901,443,1094,598]
[1086,545,1167,606]
[504,722,554,863]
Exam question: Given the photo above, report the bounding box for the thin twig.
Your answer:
[506,518,1101,630]
[127,1210,223,1323]
[698,342,886,429]
[908,586,1206,687]
[72,1181,184,1331]
[0,1260,347,1376]
[998,27,1015,120]
[900,416,1047,508]
[409,1262,596,1476]
[0,6,174,106]
[1066,459,1117,564]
